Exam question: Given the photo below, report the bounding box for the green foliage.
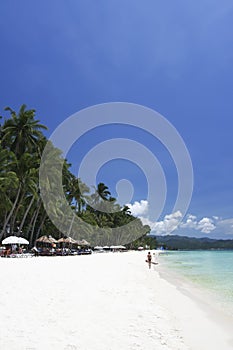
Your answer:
[154,235,233,250]
[127,232,156,250]
[0,104,151,246]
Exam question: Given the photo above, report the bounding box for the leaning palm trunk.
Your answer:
[67,212,76,236]
[17,195,35,235]
[35,212,47,242]
[10,189,26,234]
[29,200,42,246]
[0,184,21,239]
[27,199,40,235]
[27,208,37,237]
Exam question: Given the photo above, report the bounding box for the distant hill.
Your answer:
[152,235,233,250]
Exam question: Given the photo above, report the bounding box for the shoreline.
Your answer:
[157,250,233,319]
[0,251,232,349]
[156,254,233,349]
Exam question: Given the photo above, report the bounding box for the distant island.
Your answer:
[152,234,233,250]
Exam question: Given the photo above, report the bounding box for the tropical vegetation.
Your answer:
[0,105,150,247]
[155,235,233,250]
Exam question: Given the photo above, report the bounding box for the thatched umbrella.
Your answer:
[57,237,66,244]
[36,235,51,243]
[47,235,58,244]
[35,235,58,255]
[36,235,57,243]
[57,237,78,249]
[79,239,90,246]
[64,237,78,244]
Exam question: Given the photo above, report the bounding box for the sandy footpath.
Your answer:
[0,251,232,350]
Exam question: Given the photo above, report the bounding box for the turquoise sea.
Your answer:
[159,250,233,315]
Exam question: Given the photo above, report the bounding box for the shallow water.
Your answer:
[159,250,233,314]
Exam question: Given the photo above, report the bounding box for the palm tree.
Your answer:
[89,182,111,206]
[1,104,47,157]
[16,165,39,235]
[122,205,131,215]
[0,146,19,238]
[68,176,90,213]
[97,182,111,200]
[0,105,47,236]
[1,152,39,235]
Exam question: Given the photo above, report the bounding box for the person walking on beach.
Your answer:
[147,251,152,269]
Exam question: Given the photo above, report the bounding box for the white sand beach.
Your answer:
[0,251,232,350]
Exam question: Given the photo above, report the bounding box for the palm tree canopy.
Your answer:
[97,182,111,200]
[2,104,47,157]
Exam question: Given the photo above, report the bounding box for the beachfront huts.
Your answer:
[35,235,91,256]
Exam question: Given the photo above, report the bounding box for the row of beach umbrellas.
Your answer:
[1,236,125,249]
[1,235,90,246]
[94,245,126,250]
[36,235,90,246]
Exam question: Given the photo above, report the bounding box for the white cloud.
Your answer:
[127,200,148,216]
[215,219,233,235]
[127,200,233,238]
[197,217,216,233]
[181,215,216,233]
[140,210,182,235]
[181,214,198,229]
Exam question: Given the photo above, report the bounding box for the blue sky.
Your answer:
[0,0,233,238]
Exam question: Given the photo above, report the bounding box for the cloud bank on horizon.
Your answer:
[127,200,233,239]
